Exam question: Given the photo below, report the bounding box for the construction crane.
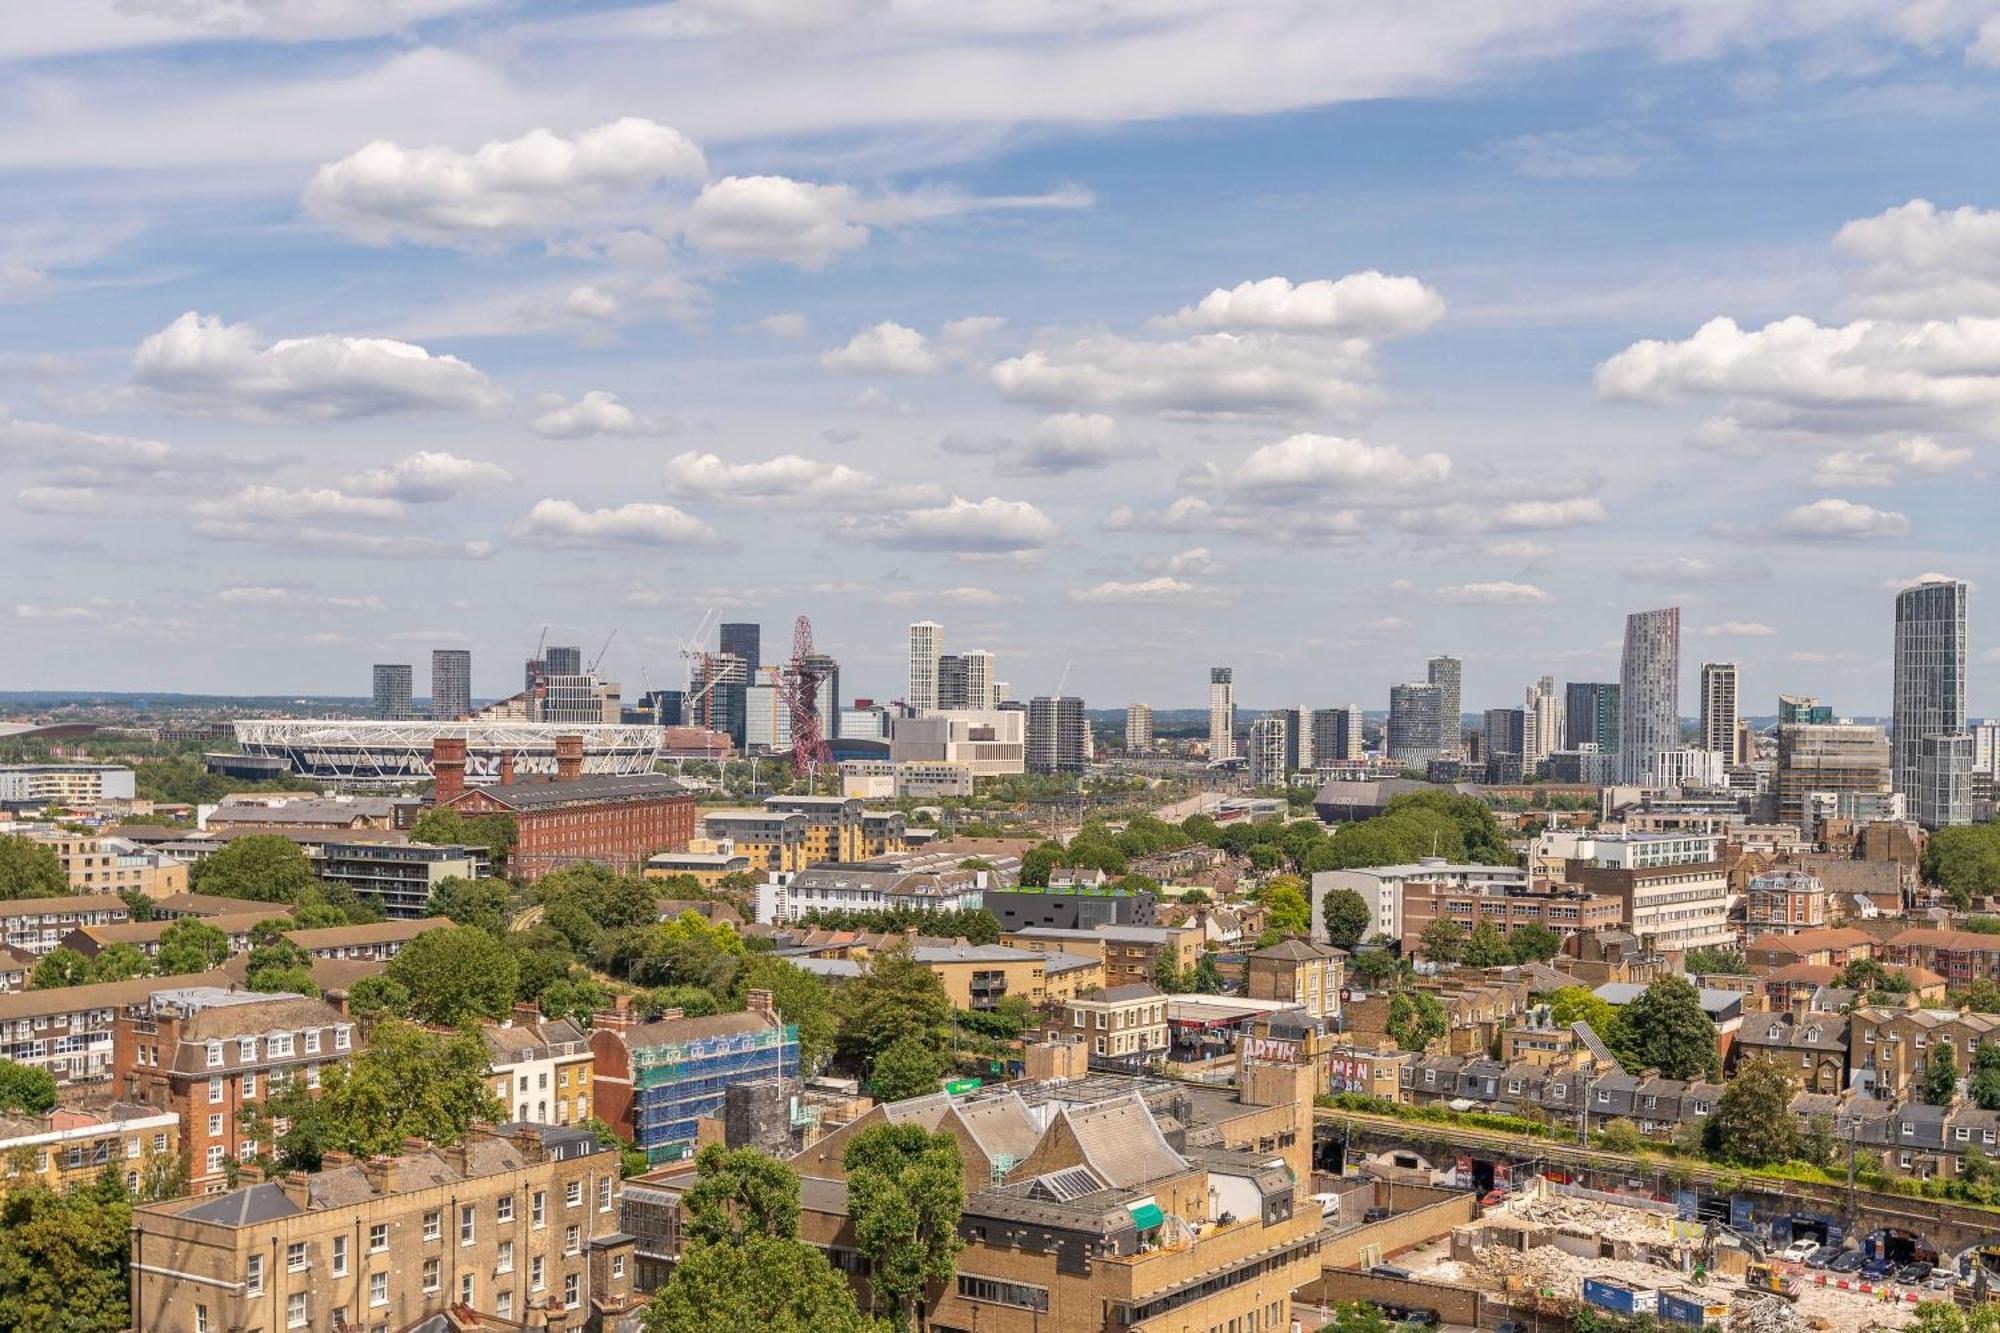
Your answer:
[587,628,618,676]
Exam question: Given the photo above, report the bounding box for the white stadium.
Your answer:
[232,720,666,788]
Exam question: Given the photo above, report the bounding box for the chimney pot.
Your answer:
[499,752,516,786]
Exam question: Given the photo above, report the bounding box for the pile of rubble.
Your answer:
[1728,1295,1800,1333]
[1469,1243,1575,1292]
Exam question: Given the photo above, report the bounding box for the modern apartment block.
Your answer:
[1524,675,1561,767]
[1618,606,1680,785]
[1427,655,1462,755]
[1386,681,1443,767]
[1892,577,1970,827]
[889,708,1027,776]
[0,893,135,955]
[1774,721,1893,828]
[1026,695,1088,774]
[1311,705,1364,763]
[718,621,761,677]
[1565,832,1732,952]
[1125,702,1153,752]
[371,663,412,719]
[1563,681,1619,752]
[1247,714,1287,787]
[0,763,138,804]
[430,648,472,721]
[907,620,943,711]
[1698,661,1738,757]
[129,1122,637,1333]
[1208,667,1236,761]
[113,985,354,1192]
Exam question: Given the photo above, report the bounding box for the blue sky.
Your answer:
[4,1,1999,716]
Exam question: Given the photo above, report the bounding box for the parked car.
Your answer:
[1495,1322,1525,1333]
[1311,1192,1342,1219]
[1926,1268,1960,1291]
[1782,1239,1821,1262]
[1364,1207,1393,1223]
[1896,1263,1932,1285]
[1831,1252,1865,1274]
[1862,1256,1897,1279]
[1804,1249,1833,1270]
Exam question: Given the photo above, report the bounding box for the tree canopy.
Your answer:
[1924,825,2000,910]
[1417,914,1464,965]
[1319,889,1370,951]
[0,1175,135,1333]
[1710,1056,1800,1166]
[189,834,316,903]
[645,1234,884,1333]
[1387,991,1446,1052]
[870,1033,948,1102]
[0,835,66,901]
[834,942,952,1065]
[1461,916,1511,968]
[680,1143,800,1245]
[384,924,519,1025]
[153,918,232,975]
[1614,976,1718,1081]
[842,1123,966,1329]
[0,1059,58,1115]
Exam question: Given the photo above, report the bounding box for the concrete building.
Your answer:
[1386,681,1443,767]
[908,620,943,711]
[761,794,865,863]
[1483,707,1526,775]
[1565,832,1732,952]
[1775,721,1893,829]
[285,917,446,963]
[430,648,472,721]
[1524,674,1561,768]
[1277,705,1313,772]
[1653,747,1725,790]
[1311,859,1530,944]
[1427,656,1463,756]
[1208,667,1236,761]
[642,850,752,889]
[1619,606,1680,785]
[756,861,984,923]
[130,1121,636,1332]
[484,1012,595,1128]
[1125,703,1153,752]
[0,1102,178,1199]
[113,985,353,1192]
[1026,695,1087,775]
[1915,731,1975,831]
[1312,705,1364,763]
[589,992,798,1164]
[1397,881,1621,952]
[889,708,1026,776]
[435,736,695,882]
[27,831,190,899]
[1893,577,1970,827]
[231,718,666,788]
[0,892,134,955]
[313,841,487,919]
[0,763,137,804]
[719,621,761,677]
[1245,938,1344,1022]
[1699,661,1738,758]
[1247,714,1287,787]
[986,884,1157,933]
[370,663,412,719]
[1563,681,1619,753]
[696,809,809,875]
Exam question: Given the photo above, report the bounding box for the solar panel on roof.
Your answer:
[1026,1166,1102,1202]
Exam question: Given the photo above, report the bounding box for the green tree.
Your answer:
[1418,914,1464,965]
[346,974,413,1022]
[843,1123,966,1330]
[0,836,66,901]
[29,948,92,990]
[1617,976,1718,1080]
[0,1059,58,1114]
[834,942,952,1064]
[1350,949,1397,988]
[1190,953,1223,993]
[1972,1042,2000,1111]
[153,918,232,975]
[254,1019,501,1169]
[385,924,519,1025]
[243,936,318,995]
[1507,922,1562,964]
[1461,916,1511,968]
[1150,949,1185,994]
[740,955,837,1072]
[1596,1118,1644,1155]
[0,1177,135,1333]
[681,1143,801,1244]
[189,834,316,902]
[630,912,746,992]
[537,975,611,1027]
[1387,991,1446,1052]
[646,1234,884,1333]
[1323,1304,1395,1333]
[1018,843,1061,888]
[1800,1114,1839,1168]
[1685,946,1747,975]
[871,1034,948,1102]
[1320,888,1370,951]
[426,875,512,934]
[1710,1056,1799,1166]
[85,943,149,983]
[409,807,518,867]
[1548,985,1617,1033]
[1926,1042,1960,1106]
[1923,825,2000,910]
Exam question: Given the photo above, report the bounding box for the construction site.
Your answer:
[1384,1178,1931,1332]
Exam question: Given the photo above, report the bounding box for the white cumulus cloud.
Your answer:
[1431,580,1551,604]
[1835,198,2000,318]
[1232,433,1451,501]
[1161,272,1444,336]
[515,498,716,547]
[343,450,512,501]
[133,311,507,420]
[855,495,1058,555]
[662,451,941,509]
[1810,435,1973,488]
[305,118,707,245]
[529,390,665,439]
[991,330,1378,417]
[193,485,404,523]
[1697,621,1777,637]
[1068,577,1197,604]
[821,322,940,375]
[1775,497,1910,541]
[1491,497,1608,530]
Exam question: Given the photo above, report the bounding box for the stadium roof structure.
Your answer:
[232,719,664,788]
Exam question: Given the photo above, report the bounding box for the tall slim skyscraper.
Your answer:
[544,645,583,677]
[1699,662,1739,758]
[1427,656,1462,756]
[935,654,971,709]
[1311,706,1364,763]
[718,623,761,678]
[1563,682,1619,752]
[430,649,471,721]
[371,664,412,719]
[1208,668,1236,761]
[1894,578,1970,828]
[1387,681,1443,767]
[1278,705,1313,772]
[1248,715,1288,787]
[907,621,942,711]
[1524,675,1561,767]
[1618,607,1679,785]
[963,650,996,709]
[1125,703,1153,752]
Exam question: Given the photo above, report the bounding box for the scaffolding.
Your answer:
[631,1024,800,1162]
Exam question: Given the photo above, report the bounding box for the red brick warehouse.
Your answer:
[431,735,695,882]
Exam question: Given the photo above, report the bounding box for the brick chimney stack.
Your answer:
[746,987,775,1020]
[432,736,467,803]
[555,734,584,782]
[499,752,516,786]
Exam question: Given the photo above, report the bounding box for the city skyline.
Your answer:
[3,9,1999,709]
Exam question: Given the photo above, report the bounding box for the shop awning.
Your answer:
[1128,1200,1164,1231]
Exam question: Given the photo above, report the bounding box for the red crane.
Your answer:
[780,615,833,782]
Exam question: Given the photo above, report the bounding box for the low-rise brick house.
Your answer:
[129,1122,638,1333]
[1884,926,2000,988]
[1730,1010,1849,1092]
[1244,937,1345,1022]
[0,1102,179,1198]
[483,1009,595,1128]
[1054,983,1169,1065]
[60,911,277,961]
[1849,1004,2000,1101]
[113,985,354,1192]
[1743,926,1877,971]
[284,916,448,962]
[0,894,133,956]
